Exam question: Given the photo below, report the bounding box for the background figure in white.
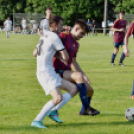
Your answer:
[4,17,12,38]
[38,7,52,37]
[31,22,37,34]
[21,17,27,34]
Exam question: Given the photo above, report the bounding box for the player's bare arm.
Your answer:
[33,48,37,57]
[38,28,43,37]
[124,35,129,57]
[112,27,125,32]
[58,49,69,64]
[71,58,90,83]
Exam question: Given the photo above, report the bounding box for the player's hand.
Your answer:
[83,74,90,84]
[124,49,130,57]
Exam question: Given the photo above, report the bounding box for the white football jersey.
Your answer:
[37,31,65,73]
[5,20,12,28]
[38,18,49,35]
[22,19,26,25]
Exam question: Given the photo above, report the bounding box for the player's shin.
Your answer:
[119,52,125,63]
[76,83,89,110]
[34,100,55,121]
[111,53,116,63]
[80,97,92,115]
[8,32,10,37]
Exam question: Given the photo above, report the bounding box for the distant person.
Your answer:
[92,20,97,36]
[21,17,27,34]
[65,26,69,32]
[38,7,52,37]
[4,17,12,38]
[16,23,21,33]
[110,10,126,66]
[31,22,37,34]
[86,19,92,36]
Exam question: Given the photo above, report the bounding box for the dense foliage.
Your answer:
[0,0,132,25]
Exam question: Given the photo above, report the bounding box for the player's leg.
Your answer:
[7,31,10,38]
[63,70,92,114]
[31,87,63,128]
[48,78,78,123]
[111,43,119,65]
[79,80,100,115]
[119,43,126,66]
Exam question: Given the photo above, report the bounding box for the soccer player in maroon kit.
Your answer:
[111,11,126,66]
[124,21,134,57]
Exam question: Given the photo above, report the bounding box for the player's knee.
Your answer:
[53,95,63,105]
[75,72,83,82]
[87,87,94,96]
[69,85,78,97]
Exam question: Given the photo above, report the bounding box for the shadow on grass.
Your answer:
[0,121,134,131]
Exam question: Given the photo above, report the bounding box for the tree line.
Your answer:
[0,0,132,26]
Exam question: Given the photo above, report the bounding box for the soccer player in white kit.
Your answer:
[38,7,52,37]
[4,17,12,38]
[31,15,78,128]
[21,17,26,34]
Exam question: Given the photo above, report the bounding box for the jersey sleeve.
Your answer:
[36,37,44,48]
[52,35,65,51]
[112,20,118,28]
[126,22,134,37]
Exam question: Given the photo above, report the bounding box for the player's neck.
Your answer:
[70,31,76,41]
[120,18,124,21]
[50,28,58,34]
[46,15,50,20]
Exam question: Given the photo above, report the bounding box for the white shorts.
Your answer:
[37,71,62,95]
[5,27,11,31]
[22,25,26,29]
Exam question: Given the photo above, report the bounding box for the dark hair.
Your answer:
[46,7,52,11]
[75,19,89,33]
[49,15,64,26]
[120,10,125,14]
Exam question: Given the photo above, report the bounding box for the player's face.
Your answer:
[119,13,124,20]
[74,27,85,40]
[46,10,52,18]
[56,20,63,34]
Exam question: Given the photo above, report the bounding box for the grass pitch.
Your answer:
[0,33,134,134]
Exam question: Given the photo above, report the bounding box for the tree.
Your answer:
[25,0,115,26]
[0,0,26,20]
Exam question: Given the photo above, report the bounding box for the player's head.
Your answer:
[7,17,10,20]
[23,17,25,20]
[49,15,63,34]
[119,10,125,20]
[71,19,89,40]
[46,7,52,19]
[88,19,90,21]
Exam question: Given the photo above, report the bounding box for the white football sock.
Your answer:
[34,101,55,121]
[8,32,10,37]
[52,92,72,111]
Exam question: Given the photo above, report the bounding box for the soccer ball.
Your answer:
[125,108,134,121]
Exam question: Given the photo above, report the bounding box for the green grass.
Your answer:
[0,33,134,134]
